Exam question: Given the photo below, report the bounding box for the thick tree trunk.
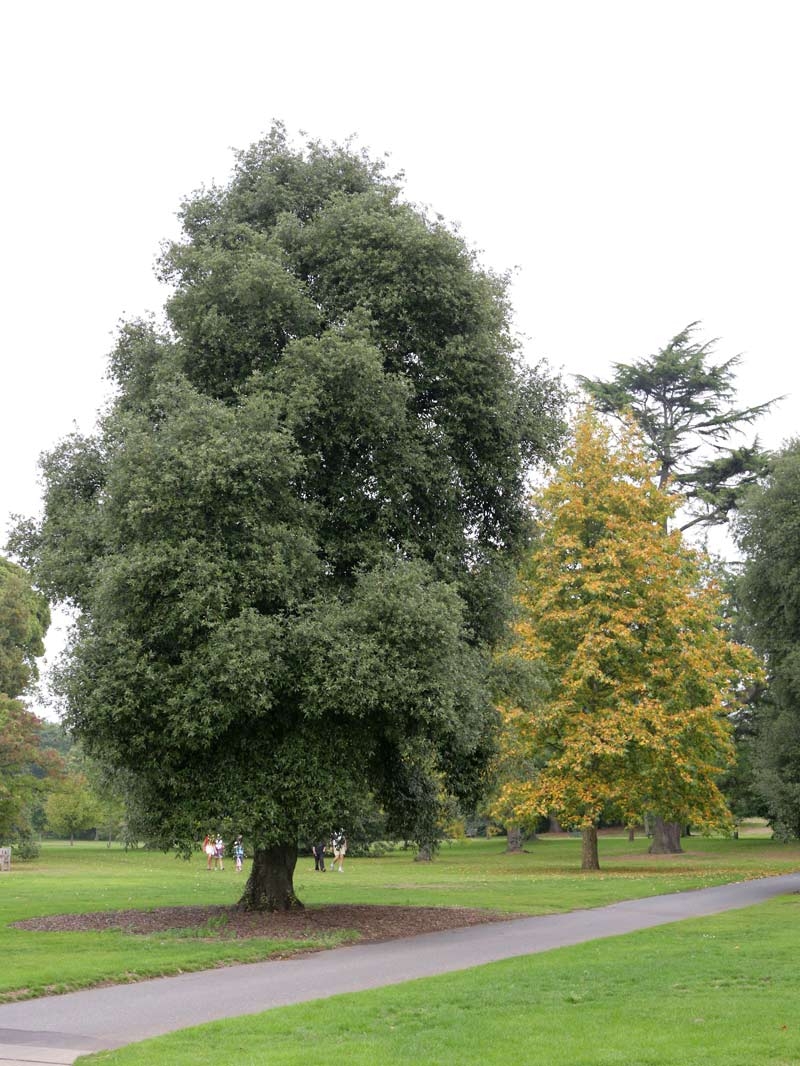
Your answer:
[506,826,524,853]
[648,818,683,854]
[627,826,635,842]
[237,844,303,911]
[414,845,433,862]
[581,826,600,871]
[549,813,565,834]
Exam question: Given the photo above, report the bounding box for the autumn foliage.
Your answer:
[493,410,760,868]
[0,557,62,842]
[0,696,63,840]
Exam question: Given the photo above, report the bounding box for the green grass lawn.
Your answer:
[78,893,800,1066]
[2,833,799,1002]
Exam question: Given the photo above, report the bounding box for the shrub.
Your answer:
[13,836,41,861]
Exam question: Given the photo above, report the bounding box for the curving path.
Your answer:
[2,872,799,1065]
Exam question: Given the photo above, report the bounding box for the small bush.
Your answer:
[13,837,41,861]
[348,839,398,858]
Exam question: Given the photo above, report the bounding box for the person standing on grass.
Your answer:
[233,836,244,873]
[214,834,225,870]
[330,829,347,872]
[203,834,215,870]
[312,839,326,872]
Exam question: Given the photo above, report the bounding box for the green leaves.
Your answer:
[735,439,800,837]
[496,411,759,848]
[0,695,62,841]
[0,557,50,699]
[44,772,100,842]
[12,126,566,869]
[578,322,777,529]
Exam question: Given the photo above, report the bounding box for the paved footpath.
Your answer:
[2,872,799,1065]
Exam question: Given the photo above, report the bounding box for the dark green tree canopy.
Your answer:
[734,439,800,838]
[0,556,50,700]
[12,127,566,906]
[577,323,777,531]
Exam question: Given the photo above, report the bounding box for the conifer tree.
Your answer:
[578,323,776,532]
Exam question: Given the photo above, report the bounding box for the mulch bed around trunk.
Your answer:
[13,903,517,944]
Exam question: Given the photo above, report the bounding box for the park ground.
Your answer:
[3,827,799,1064]
[3,826,797,1002]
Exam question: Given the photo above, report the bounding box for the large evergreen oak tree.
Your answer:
[11,127,565,908]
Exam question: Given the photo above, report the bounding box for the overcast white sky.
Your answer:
[2,1,798,713]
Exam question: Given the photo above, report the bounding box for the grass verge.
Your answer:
[77,893,800,1066]
[1,834,798,1001]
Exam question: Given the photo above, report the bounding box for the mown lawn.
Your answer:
[2,832,799,1001]
[78,893,800,1066]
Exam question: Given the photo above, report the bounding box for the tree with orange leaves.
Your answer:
[493,409,760,870]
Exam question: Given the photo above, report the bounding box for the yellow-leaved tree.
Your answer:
[493,409,760,870]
